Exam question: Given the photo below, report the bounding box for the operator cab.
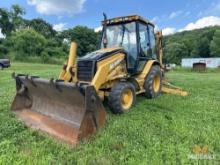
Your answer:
[101,15,157,74]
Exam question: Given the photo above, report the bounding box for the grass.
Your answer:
[0,62,220,164]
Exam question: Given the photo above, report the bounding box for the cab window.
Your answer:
[139,23,150,57]
[148,25,157,60]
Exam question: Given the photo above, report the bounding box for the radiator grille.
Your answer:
[77,60,94,82]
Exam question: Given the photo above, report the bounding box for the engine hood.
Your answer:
[78,47,125,61]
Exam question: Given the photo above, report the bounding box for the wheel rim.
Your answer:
[121,89,133,110]
[153,75,161,93]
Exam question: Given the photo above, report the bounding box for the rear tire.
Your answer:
[108,82,136,114]
[144,65,162,98]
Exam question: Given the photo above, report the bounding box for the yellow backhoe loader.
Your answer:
[11,15,187,145]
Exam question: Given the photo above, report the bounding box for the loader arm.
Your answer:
[59,42,78,82]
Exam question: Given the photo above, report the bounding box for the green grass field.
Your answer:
[0,63,220,165]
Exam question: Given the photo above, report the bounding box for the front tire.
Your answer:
[108,82,136,114]
[144,65,162,98]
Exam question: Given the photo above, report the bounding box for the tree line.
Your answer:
[0,5,100,64]
[163,26,220,64]
[0,4,220,65]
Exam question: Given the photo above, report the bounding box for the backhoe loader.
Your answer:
[11,15,187,145]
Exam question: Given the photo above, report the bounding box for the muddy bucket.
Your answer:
[11,74,106,145]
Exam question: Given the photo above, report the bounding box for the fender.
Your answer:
[135,60,161,91]
[137,60,160,80]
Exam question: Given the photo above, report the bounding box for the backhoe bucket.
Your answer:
[11,74,106,145]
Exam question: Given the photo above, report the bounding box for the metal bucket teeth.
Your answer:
[11,74,106,145]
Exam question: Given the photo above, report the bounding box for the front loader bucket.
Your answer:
[11,74,106,145]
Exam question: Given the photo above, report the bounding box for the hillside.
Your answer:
[163,26,220,64]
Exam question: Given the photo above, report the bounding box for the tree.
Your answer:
[198,37,210,57]
[28,18,56,38]
[210,30,220,57]
[0,39,8,58]
[0,4,25,37]
[60,26,100,56]
[10,4,26,30]
[191,36,210,57]
[9,28,47,59]
[0,8,13,36]
[163,42,188,64]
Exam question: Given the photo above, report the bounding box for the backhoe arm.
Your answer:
[156,31,163,67]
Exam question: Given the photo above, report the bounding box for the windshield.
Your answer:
[101,22,138,69]
[101,22,136,48]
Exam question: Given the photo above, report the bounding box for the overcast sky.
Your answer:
[0,0,220,35]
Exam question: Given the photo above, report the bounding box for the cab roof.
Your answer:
[102,15,155,27]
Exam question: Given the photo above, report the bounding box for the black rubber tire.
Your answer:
[144,65,162,99]
[108,82,136,114]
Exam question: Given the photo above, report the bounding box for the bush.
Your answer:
[3,28,67,64]
[40,51,50,63]
[45,47,66,58]
[0,45,8,58]
[9,28,47,57]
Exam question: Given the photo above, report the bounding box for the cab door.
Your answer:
[137,22,157,72]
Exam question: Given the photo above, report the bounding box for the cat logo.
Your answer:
[193,145,209,154]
